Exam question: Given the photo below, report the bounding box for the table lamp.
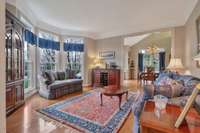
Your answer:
[167,58,184,73]
[94,57,104,68]
[175,54,200,128]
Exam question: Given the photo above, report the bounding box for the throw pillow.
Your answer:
[57,72,66,80]
[182,79,200,96]
[53,72,58,80]
[44,71,55,85]
[170,80,184,97]
[157,76,174,86]
[175,75,193,86]
[154,85,172,98]
[155,77,184,98]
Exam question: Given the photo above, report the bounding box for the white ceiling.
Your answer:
[10,0,198,39]
[124,34,150,46]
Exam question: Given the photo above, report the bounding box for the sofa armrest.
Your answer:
[38,75,47,89]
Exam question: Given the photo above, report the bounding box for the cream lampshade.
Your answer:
[184,70,191,75]
[167,58,184,72]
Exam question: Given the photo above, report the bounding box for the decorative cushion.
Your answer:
[154,78,184,98]
[44,71,55,85]
[154,85,172,98]
[155,71,174,85]
[174,75,193,86]
[157,76,174,86]
[170,81,184,97]
[57,72,66,80]
[53,72,58,80]
[66,69,76,79]
[182,79,200,96]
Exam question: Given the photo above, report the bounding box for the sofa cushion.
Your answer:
[154,80,184,98]
[154,85,173,98]
[66,69,76,79]
[44,71,55,85]
[173,75,193,86]
[182,79,200,96]
[57,72,66,80]
[48,79,82,90]
[157,76,174,86]
[170,81,184,97]
[154,71,174,85]
[53,72,58,80]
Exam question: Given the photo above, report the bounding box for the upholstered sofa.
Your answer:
[132,71,200,133]
[39,70,83,99]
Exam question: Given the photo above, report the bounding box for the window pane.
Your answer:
[40,49,57,72]
[39,30,59,73]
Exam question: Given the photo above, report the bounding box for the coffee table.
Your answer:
[100,87,128,109]
[140,101,200,133]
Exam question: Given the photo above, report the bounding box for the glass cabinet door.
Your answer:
[13,31,22,80]
[5,29,13,82]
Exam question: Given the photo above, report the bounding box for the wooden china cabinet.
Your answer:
[5,11,25,115]
[92,68,120,88]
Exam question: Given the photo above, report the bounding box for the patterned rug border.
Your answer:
[37,90,138,133]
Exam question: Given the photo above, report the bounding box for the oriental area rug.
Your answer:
[37,90,138,133]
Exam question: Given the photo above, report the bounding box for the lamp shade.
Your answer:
[184,70,192,75]
[167,58,184,70]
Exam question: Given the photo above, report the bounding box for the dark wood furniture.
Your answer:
[92,68,120,88]
[100,86,128,109]
[140,101,200,133]
[5,11,25,115]
[139,72,159,85]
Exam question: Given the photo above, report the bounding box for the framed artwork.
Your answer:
[99,51,115,59]
[196,16,200,67]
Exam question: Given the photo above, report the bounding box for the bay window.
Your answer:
[64,38,84,78]
[38,31,59,72]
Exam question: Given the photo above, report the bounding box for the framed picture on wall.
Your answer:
[99,51,115,59]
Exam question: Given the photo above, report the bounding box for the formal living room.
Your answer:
[2,0,200,133]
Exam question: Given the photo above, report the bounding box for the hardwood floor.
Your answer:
[7,80,139,133]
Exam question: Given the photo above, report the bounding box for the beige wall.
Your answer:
[129,32,171,79]
[0,0,6,133]
[83,38,96,85]
[95,36,125,82]
[185,0,200,78]
[171,26,186,63]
